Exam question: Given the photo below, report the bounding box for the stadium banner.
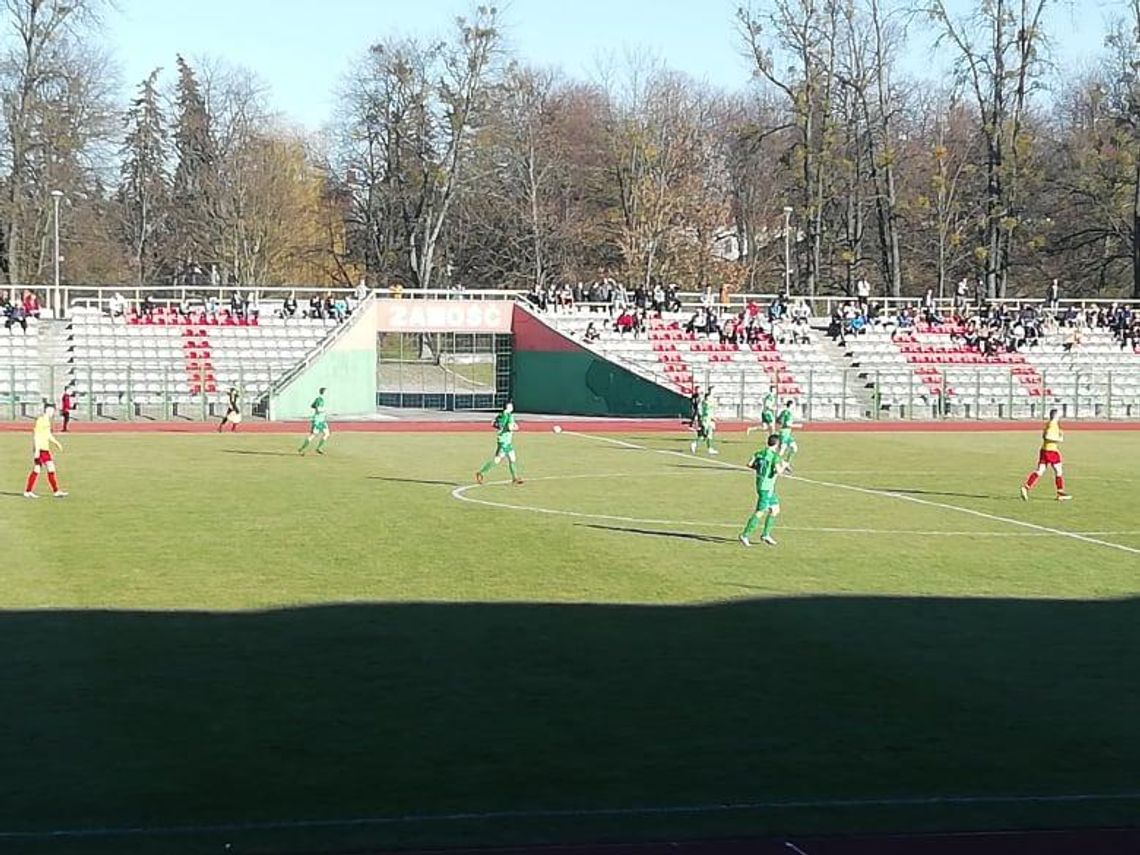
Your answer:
[375,299,513,334]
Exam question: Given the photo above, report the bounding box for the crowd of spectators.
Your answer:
[101,286,374,325]
[2,290,41,331]
[525,277,683,315]
[828,286,1140,356]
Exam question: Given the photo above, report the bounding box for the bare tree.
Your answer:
[921,0,1052,298]
[0,0,111,286]
[740,0,842,295]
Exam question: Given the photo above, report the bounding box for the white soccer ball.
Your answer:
[553,425,563,434]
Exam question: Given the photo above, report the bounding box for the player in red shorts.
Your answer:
[1020,408,1071,501]
[24,403,67,498]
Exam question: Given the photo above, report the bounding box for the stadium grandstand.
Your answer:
[1,286,1138,422]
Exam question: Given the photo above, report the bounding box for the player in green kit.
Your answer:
[689,391,718,455]
[740,434,788,547]
[475,402,523,485]
[747,385,778,437]
[298,387,330,455]
[775,399,798,469]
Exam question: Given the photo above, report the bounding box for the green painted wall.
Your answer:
[270,349,377,419]
[513,350,688,417]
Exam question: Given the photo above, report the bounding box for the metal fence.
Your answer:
[690,366,1140,422]
[0,362,286,421]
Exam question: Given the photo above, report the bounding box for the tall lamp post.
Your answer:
[51,190,63,318]
[782,206,793,297]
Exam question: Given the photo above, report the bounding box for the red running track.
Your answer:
[0,419,1138,434]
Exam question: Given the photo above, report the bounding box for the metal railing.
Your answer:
[3,360,1138,421]
[0,362,285,421]
[689,365,1140,422]
[5,281,1134,320]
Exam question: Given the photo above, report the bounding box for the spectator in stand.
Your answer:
[632,283,647,311]
[333,294,348,321]
[583,322,601,343]
[308,294,322,319]
[205,295,220,318]
[827,305,844,341]
[651,281,665,314]
[720,314,737,345]
[898,306,915,329]
[974,276,986,308]
[5,301,27,332]
[614,308,636,336]
[229,291,244,319]
[22,290,41,319]
[390,282,405,299]
[140,293,155,317]
[768,296,785,323]
[109,291,128,317]
[855,276,871,312]
[283,291,298,318]
[665,283,682,312]
[323,292,336,319]
[922,288,943,324]
[558,282,574,313]
[954,277,970,314]
[703,307,721,339]
[178,297,192,317]
[1046,278,1060,312]
[354,277,368,304]
[700,285,715,311]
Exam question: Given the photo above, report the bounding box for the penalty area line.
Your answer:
[563,432,1140,557]
[4,792,1140,840]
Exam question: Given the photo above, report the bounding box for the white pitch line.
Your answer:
[785,842,811,855]
[3,791,1140,840]
[452,478,1129,538]
[792,473,1140,557]
[564,432,1140,557]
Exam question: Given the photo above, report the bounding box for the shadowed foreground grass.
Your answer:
[1,430,1138,854]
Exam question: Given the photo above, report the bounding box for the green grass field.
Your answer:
[2,427,1139,854]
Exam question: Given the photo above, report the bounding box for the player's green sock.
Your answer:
[478,459,495,476]
[299,437,310,452]
[784,446,797,463]
[761,513,776,538]
[742,514,760,538]
[508,460,518,479]
[316,437,327,453]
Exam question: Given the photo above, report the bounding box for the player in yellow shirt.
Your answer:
[1020,408,1070,501]
[24,403,67,498]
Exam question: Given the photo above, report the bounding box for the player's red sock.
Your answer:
[25,471,37,492]
[47,472,59,492]
[1025,471,1040,489]
[1055,475,1065,493]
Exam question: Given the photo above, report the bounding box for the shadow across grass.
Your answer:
[367,476,461,488]
[221,449,298,458]
[877,487,1004,501]
[1,596,1138,854]
[581,523,733,544]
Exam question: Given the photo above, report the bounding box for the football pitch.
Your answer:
[1,426,1138,854]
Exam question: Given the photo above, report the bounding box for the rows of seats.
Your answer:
[68,306,337,413]
[845,324,1140,418]
[0,322,41,404]
[538,308,863,420]
[1023,329,1140,418]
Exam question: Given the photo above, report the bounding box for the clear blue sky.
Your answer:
[110,0,1117,130]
